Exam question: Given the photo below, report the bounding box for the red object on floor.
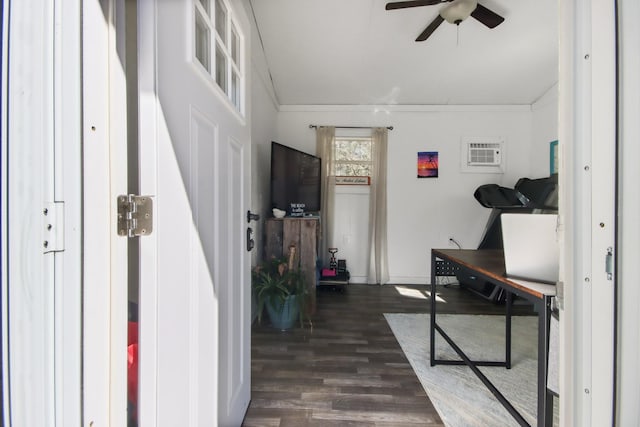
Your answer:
[322,268,336,276]
[128,321,139,420]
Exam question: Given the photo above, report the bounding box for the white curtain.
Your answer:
[316,126,336,266]
[368,128,389,284]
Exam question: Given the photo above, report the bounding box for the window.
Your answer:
[334,137,373,177]
[195,11,211,70]
[194,0,244,114]
[215,0,227,43]
[215,44,227,88]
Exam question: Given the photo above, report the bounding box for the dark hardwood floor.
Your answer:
[243,283,535,427]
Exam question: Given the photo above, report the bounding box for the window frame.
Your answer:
[333,136,373,178]
[193,0,245,116]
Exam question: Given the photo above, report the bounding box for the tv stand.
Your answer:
[265,217,319,314]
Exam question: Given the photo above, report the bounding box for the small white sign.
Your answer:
[335,176,370,185]
[290,203,306,217]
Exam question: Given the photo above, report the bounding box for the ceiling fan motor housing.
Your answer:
[440,0,478,24]
[384,0,504,42]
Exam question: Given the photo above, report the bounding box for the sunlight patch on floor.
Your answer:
[393,285,447,303]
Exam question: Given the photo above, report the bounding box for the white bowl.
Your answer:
[272,208,286,218]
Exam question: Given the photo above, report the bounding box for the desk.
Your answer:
[430,249,556,427]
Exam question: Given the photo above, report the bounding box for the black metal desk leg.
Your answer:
[537,296,552,427]
[506,291,512,369]
[430,253,436,366]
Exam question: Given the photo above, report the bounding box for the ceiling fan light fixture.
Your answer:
[440,0,478,24]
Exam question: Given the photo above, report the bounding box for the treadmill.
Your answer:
[457,174,558,302]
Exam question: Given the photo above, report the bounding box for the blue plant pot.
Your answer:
[266,295,299,330]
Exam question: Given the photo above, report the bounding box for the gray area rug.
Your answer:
[385,313,543,427]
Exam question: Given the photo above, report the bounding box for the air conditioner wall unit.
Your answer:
[460,137,505,173]
[468,142,502,166]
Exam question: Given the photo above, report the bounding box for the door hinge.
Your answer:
[43,202,64,253]
[117,195,153,237]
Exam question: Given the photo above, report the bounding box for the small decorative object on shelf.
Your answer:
[328,247,338,270]
[272,208,286,218]
[321,267,336,277]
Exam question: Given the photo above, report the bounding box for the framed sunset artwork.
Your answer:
[417,151,439,178]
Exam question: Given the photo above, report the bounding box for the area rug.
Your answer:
[385,313,544,427]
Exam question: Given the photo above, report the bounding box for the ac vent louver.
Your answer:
[460,137,505,174]
[467,142,502,166]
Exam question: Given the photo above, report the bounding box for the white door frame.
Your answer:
[136,0,159,423]
[2,1,57,424]
[615,1,640,424]
[559,1,617,425]
[82,0,129,424]
[2,0,83,425]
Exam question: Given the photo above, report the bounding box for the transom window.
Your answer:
[334,137,372,177]
[194,0,244,114]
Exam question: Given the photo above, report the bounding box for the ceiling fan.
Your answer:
[385,0,504,42]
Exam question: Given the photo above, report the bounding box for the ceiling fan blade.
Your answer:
[470,3,504,28]
[415,14,445,41]
[385,0,444,11]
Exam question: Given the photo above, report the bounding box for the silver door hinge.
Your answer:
[43,202,64,253]
[117,195,153,237]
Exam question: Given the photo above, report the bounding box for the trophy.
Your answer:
[328,247,338,270]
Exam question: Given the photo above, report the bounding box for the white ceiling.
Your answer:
[250,0,558,106]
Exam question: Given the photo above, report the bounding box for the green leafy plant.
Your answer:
[251,255,310,328]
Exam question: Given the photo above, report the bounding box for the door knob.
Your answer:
[247,210,260,223]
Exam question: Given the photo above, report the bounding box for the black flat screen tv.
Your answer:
[270,141,321,215]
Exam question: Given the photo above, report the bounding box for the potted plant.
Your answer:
[252,246,310,329]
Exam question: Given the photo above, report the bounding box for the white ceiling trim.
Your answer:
[278,104,533,113]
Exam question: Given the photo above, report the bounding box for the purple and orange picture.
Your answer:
[417,151,439,178]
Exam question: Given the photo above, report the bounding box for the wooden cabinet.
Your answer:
[265,217,319,313]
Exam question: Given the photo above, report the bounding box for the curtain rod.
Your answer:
[309,124,394,131]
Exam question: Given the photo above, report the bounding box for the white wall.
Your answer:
[273,105,557,283]
[245,0,279,264]
[531,84,560,177]
[249,72,278,263]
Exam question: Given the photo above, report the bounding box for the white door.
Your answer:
[137,0,251,426]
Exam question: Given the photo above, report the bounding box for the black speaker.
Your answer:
[337,259,347,274]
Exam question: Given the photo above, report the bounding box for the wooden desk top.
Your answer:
[432,248,556,299]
